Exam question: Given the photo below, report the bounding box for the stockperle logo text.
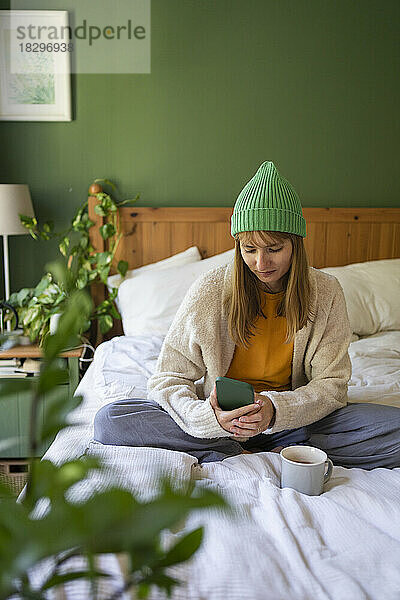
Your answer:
[16,19,146,46]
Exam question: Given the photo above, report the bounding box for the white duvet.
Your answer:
[40,332,400,600]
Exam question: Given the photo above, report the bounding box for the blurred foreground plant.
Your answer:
[0,262,226,599]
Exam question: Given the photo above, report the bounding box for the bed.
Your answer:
[40,199,400,599]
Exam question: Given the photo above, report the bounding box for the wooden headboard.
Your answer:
[88,195,400,341]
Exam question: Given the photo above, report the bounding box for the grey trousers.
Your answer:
[93,399,400,468]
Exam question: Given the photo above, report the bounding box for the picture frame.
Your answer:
[0,10,72,121]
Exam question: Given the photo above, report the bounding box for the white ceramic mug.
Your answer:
[280,445,333,496]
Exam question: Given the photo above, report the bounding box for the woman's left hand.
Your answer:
[230,393,275,438]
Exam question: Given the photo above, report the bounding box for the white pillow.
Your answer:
[319,259,400,336]
[107,245,202,290]
[118,248,235,336]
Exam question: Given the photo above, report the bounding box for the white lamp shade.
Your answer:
[0,184,35,235]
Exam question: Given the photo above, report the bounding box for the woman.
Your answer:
[94,161,400,468]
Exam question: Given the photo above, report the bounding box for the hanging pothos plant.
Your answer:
[8,179,138,345]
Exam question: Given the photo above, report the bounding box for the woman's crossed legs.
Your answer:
[94,399,400,469]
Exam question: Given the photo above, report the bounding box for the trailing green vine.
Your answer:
[8,180,137,344]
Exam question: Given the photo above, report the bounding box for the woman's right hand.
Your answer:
[208,383,261,441]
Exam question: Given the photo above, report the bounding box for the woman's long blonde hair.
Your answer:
[223,230,315,348]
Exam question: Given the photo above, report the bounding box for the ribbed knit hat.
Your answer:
[231,161,306,238]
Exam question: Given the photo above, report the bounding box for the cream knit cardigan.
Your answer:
[147,262,352,439]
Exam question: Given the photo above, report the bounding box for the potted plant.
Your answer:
[8,180,134,345]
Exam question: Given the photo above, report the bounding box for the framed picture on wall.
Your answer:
[0,10,72,121]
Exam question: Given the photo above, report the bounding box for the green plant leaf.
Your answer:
[53,292,67,308]
[94,299,110,315]
[109,303,120,320]
[69,245,80,256]
[96,252,112,267]
[95,298,119,319]
[40,569,112,592]
[37,283,62,305]
[94,204,107,217]
[87,271,98,282]
[7,291,18,304]
[34,274,53,296]
[99,314,113,334]
[107,287,118,300]
[71,205,90,231]
[43,221,54,234]
[136,582,150,599]
[47,261,74,295]
[158,528,203,568]
[23,306,42,327]
[55,456,100,490]
[79,236,89,250]
[16,288,32,307]
[24,456,100,510]
[76,269,89,290]
[72,201,88,223]
[71,216,82,229]
[19,214,37,229]
[94,193,118,215]
[99,223,116,240]
[43,289,93,361]
[59,236,70,257]
[117,260,129,277]
[133,482,227,546]
[29,319,46,343]
[81,319,91,333]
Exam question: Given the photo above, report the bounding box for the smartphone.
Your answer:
[215,376,254,410]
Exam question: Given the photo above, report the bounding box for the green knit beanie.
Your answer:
[231,161,306,238]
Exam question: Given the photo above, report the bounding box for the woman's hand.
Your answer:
[208,384,275,439]
[231,392,275,436]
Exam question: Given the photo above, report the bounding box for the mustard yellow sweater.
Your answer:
[225,290,293,393]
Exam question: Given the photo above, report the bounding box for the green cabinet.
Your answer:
[0,354,80,459]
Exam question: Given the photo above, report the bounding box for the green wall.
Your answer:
[1,0,399,297]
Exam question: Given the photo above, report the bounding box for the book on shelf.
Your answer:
[0,358,20,367]
[0,371,29,379]
[0,358,41,378]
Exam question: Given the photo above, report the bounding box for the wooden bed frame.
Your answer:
[88,193,400,341]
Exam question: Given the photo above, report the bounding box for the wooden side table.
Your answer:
[0,345,83,459]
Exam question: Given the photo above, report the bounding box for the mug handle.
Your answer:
[324,458,333,483]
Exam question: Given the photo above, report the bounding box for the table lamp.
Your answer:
[0,184,35,301]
